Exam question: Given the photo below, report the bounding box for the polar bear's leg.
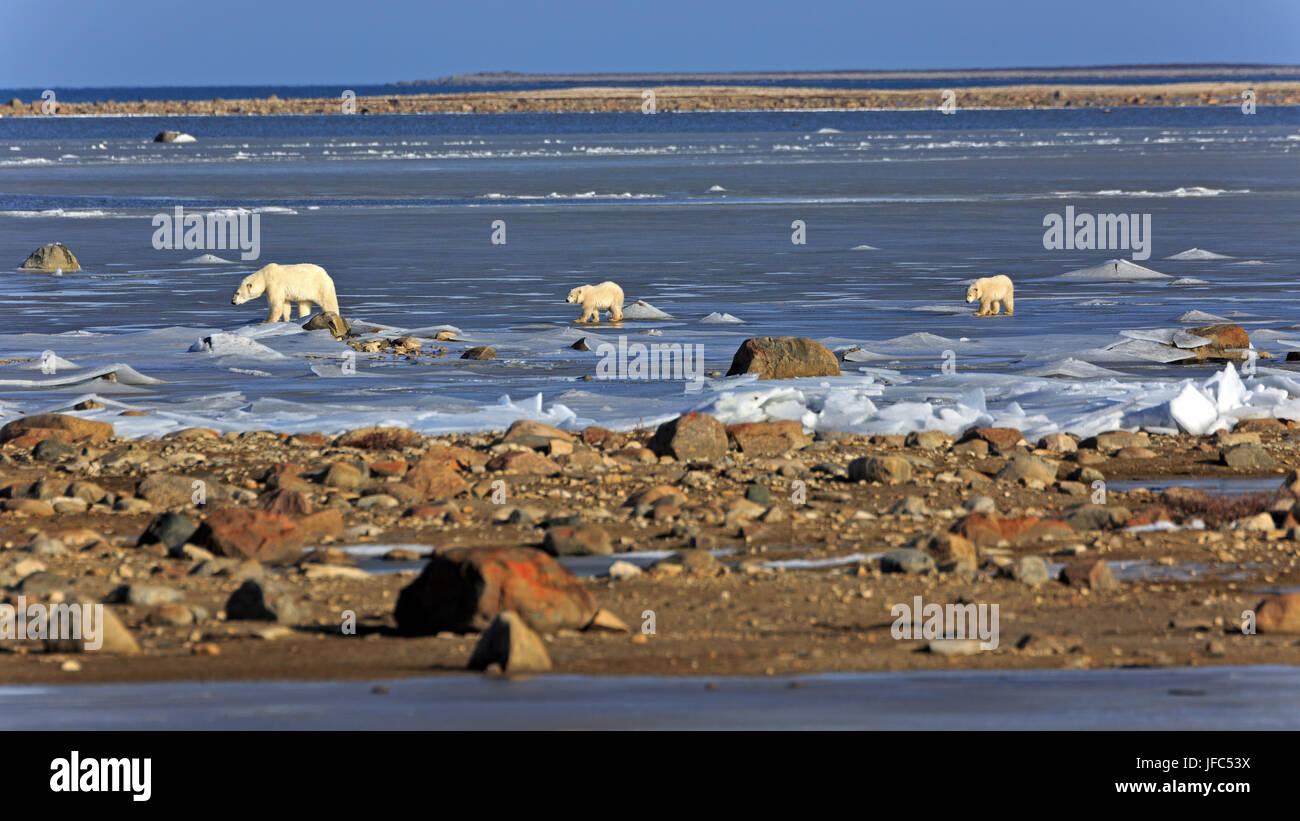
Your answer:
[1004,294,1014,316]
[265,301,281,323]
[990,300,1002,316]
[298,301,313,318]
[611,302,624,321]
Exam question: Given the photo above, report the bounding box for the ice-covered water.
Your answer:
[2,107,1299,437]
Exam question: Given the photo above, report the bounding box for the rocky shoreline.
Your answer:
[2,402,1300,684]
[6,81,1300,117]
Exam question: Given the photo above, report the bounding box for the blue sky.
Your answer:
[5,0,1298,87]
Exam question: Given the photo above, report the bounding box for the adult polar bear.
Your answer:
[566,280,624,323]
[232,263,340,323]
[966,275,1015,317]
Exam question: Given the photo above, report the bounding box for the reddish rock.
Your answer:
[368,459,408,478]
[486,450,562,475]
[418,445,484,471]
[4,429,76,449]
[623,484,687,508]
[288,432,328,447]
[0,414,113,444]
[394,546,598,635]
[1188,324,1250,350]
[725,420,811,455]
[649,412,727,462]
[401,456,470,500]
[579,426,623,448]
[725,336,840,380]
[952,512,1073,547]
[193,509,303,565]
[963,427,1026,452]
[296,510,344,544]
[1255,593,1300,633]
[1061,559,1119,592]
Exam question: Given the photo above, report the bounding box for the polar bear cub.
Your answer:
[566,280,625,323]
[966,275,1015,317]
[232,263,340,323]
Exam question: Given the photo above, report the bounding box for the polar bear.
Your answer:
[965,275,1015,317]
[231,263,340,323]
[566,281,624,323]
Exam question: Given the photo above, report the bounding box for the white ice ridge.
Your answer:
[697,363,1300,441]
[700,312,744,324]
[183,254,235,264]
[0,364,162,388]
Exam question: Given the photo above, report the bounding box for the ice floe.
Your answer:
[1056,259,1170,281]
[700,312,744,324]
[621,301,673,320]
[1166,248,1233,261]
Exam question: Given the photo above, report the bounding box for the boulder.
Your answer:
[302,311,351,339]
[153,131,195,143]
[468,611,553,674]
[394,546,597,635]
[500,419,574,445]
[725,420,810,455]
[0,413,111,444]
[649,412,727,462]
[995,453,1059,484]
[725,336,840,379]
[192,509,303,565]
[335,427,422,450]
[225,579,302,624]
[461,346,496,360]
[1220,442,1276,468]
[486,450,561,475]
[1060,559,1119,592]
[136,512,198,550]
[848,455,912,484]
[542,524,613,556]
[44,604,138,654]
[1255,593,1300,633]
[961,427,1026,452]
[19,243,81,273]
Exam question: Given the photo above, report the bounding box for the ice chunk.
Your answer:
[189,333,288,359]
[1020,358,1127,378]
[840,347,890,362]
[1120,329,1178,345]
[0,364,162,388]
[1166,248,1233,260]
[1097,338,1197,363]
[708,185,727,192]
[183,254,234,264]
[1056,259,1171,281]
[621,301,673,320]
[1171,331,1212,349]
[877,332,959,349]
[1206,364,1248,412]
[700,312,744,324]
[15,354,80,371]
[850,244,878,250]
[1176,310,1230,323]
[1169,383,1219,434]
[1168,278,1211,286]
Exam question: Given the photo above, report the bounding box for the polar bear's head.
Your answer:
[232,270,268,305]
[965,282,981,304]
[566,286,587,305]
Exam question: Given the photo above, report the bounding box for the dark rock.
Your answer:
[19,243,81,272]
[725,336,840,379]
[137,512,198,550]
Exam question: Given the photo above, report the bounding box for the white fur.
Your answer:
[232,263,340,323]
[566,280,625,323]
[965,275,1015,317]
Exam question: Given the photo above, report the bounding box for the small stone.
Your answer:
[880,548,935,574]
[607,560,643,580]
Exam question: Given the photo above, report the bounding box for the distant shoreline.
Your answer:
[5,81,1299,117]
